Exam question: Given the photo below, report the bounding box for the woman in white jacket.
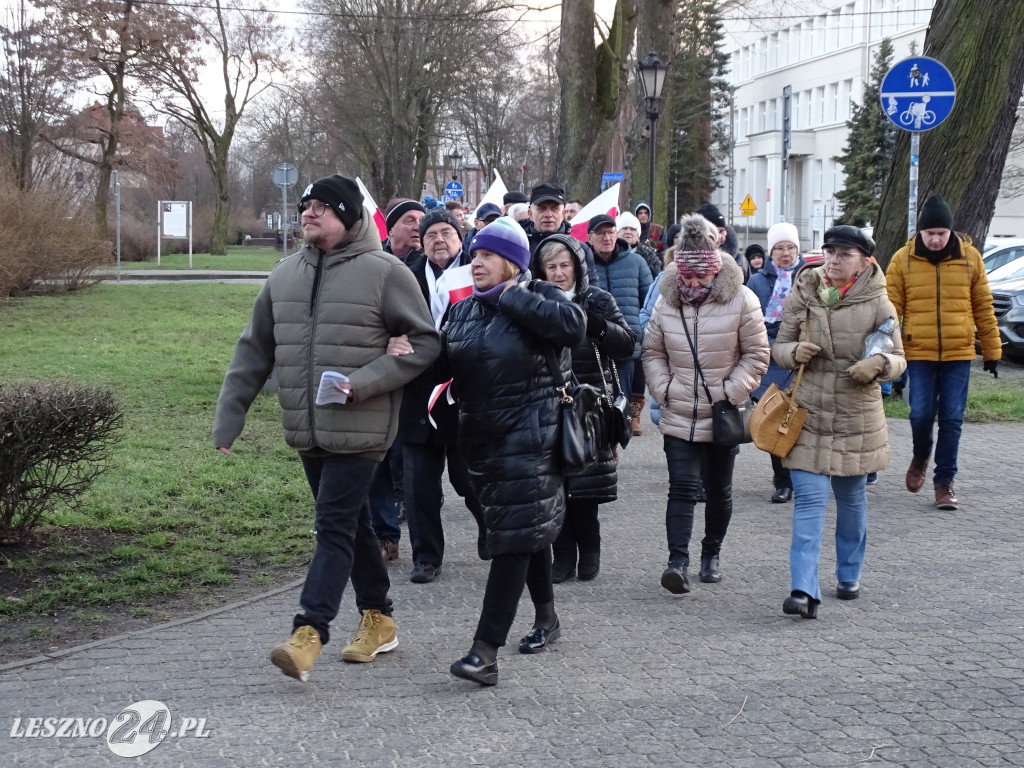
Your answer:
[642,214,770,594]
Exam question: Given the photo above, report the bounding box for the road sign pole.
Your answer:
[282,184,288,258]
[908,132,920,240]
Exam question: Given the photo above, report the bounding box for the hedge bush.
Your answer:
[0,382,123,543]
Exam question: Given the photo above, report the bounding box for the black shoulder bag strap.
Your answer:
[679,307,716,407]
[542,345,572,403]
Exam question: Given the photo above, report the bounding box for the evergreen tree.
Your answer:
[833,38,897,227]
[668,0,730,216]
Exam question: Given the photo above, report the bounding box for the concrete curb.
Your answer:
[0,577,304,673]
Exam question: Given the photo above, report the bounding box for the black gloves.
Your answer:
[983,360,998,378]
[585,310,606,339]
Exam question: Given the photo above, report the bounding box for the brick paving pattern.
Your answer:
[2,414,1023,766]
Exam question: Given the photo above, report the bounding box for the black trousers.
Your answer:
[297,455,392,645]
[403,441,482,567]
[475,548,554,647]
[771,453,792,490]
[663,435,738,568]
[553,499,600,566]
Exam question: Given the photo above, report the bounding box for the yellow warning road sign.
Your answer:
[740,194,756,216]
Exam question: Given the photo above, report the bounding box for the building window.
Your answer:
[828,83,839,123]
[802,89,812,128]
[841,79,853,120]
[768,98,778,131]
[814,86,825,126]
[759,101,767,133]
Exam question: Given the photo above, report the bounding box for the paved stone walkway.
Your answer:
[2,412,1023,766]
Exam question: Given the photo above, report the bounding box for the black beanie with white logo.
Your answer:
[299,175,362,229]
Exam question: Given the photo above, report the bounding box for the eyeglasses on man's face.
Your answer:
[299,199,329,217]
[423,228,460,244]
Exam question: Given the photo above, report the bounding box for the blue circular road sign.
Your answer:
[444,180,464,201]
[880,56,956,132]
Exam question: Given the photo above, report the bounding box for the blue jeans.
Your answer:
[789,470,868,601]
[906,360,972,486]
[368,440,402,544]
[298,454,392,645]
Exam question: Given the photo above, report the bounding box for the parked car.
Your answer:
[989,272,1024,361]
[982,237,1024,274]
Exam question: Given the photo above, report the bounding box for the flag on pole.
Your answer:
[567,183,621,241]
[356,177,388,244]
[470,170,508,221]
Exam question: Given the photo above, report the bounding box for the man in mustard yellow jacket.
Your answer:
[885,195,1001,511]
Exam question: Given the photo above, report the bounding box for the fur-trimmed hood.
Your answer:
[657,247,745,309]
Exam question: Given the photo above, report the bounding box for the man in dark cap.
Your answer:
[383,198,426,262]
[461,202,502,252]
[502,190,529,213]
[521,182,571,255]
[213,174,440,682]
[586,214,653,407]
[885,194,1001,511]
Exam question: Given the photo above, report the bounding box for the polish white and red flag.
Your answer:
[567,183,621,241]
[470,170,508,220]
[356,177,388,244]
[436,264,474,307]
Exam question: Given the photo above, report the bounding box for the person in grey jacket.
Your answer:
[213,175,440,683]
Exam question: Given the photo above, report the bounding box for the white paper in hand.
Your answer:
[315,371,350,405]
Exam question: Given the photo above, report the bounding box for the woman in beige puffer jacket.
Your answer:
[772,226,906,620]
[642,214,769,595]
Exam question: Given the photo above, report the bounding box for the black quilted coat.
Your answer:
[440,279,587,556]
[532,234,637,503]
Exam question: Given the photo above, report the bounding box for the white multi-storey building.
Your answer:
[713,0,1023,249]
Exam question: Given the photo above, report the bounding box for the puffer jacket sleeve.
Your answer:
[589,289,636,360]
[346,262,440,402]
[772,283,810,370]
[969,246,1002,361]
[641,301,671,405]
[212,281,276,449]
[722,289,771,404]
[499,280,587,348]
[639,273,662,332]
[884,246,908,323]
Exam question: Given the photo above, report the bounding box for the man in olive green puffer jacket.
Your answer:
[213,175,439,683]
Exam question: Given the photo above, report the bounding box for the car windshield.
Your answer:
[989,261,1024,282]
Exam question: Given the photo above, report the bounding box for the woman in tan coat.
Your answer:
[772,226,906,619]
[642,214,769,594]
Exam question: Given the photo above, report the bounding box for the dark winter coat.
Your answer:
[747,255,807,399]
[533,234,636,503]
[588,238,654,359]
[398,250,472,445]
[634,240,663,277]
[439,279,587,556]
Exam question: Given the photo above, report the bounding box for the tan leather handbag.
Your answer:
[749,363,807,458]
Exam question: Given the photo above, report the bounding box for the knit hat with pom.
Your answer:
[468,216,531,272]
[673,213,722,276]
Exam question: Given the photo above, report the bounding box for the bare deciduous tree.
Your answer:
[144,0,287,255]
[873,0,1024,265]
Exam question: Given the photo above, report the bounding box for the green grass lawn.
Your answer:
[117,245,288,271]
[0,283,314,628]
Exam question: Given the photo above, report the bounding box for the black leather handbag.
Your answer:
[593,343,632,449]
[680,309,753,447]
[542,347,604,475]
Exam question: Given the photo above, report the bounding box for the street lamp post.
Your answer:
[448,148,463,181]
[638,50,669,225]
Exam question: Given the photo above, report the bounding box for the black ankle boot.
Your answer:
[577,549,599,581]
[782,590,819,619]
[699,554,721,583]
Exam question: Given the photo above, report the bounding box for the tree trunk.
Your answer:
[874,0,1024,268]
[209,136,232,255]
[555,0,638,198]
